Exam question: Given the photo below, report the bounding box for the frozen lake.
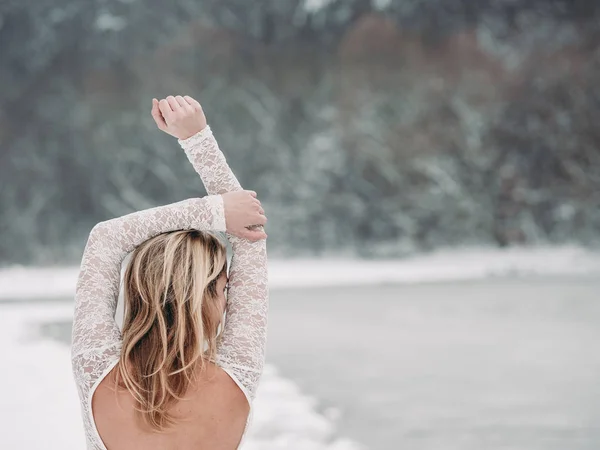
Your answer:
[25,275,600,449]
[266,276,600,449]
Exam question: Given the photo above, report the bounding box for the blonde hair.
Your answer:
[116,229,228,431]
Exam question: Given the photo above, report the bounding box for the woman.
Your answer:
[71,95,268,450]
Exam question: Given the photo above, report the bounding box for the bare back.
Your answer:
[71,126,268,449]
[93,363,250,450]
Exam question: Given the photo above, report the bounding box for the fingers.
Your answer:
[253,198,262,214]
[157,95,196,124]
[157,94,194,125]
[158,99,174,122]
[175,95,186,107]
[255,213,267,225]
[184,95,203,111]
[246,190,264,215]
[151,98,167,130]
[245,190,264,215]
[158,94,198,116]
[240,228,268,241]
[223,190,267,240]
[176,95,192,111]
[166,95,179,111]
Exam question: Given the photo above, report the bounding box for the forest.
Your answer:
[1,0,599,263]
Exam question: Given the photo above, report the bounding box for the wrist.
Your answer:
[197,194,227,232]
[178,125,213,149]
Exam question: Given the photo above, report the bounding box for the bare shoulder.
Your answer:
[95,362,249,411]
[93,362,250,450]
[190,362,250,409]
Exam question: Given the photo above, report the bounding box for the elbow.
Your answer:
[86,221,111,246]
[90,220,110,236]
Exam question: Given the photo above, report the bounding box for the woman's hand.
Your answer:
[151,95,207,140]
[222,190,268,241]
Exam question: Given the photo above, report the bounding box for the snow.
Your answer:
[0,303,363,450]
[371,0,392,10]
[304,0,337,14]
[1,305,83,449]
[2,246,599,301]
[95,12,127,32]
[2,246,599,449]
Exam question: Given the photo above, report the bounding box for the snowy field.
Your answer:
[1,247,600,449]
[0,303,361,450]
[2,246,600,301]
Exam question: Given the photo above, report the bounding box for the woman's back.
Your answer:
[71,107,269,450]
[93,363,249,450]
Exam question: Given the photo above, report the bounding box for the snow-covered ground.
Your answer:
[0,302,362,450]
[2,246,600,300]
[1,246,599,449]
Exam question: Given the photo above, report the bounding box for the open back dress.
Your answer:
[71,126,268,449]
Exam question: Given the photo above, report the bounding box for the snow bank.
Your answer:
[3,246,598,448]
[1,246,599,301]
[0,304,362,450]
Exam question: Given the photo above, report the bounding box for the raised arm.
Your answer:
[71,195,226,397]
[178,125,242,195]
[156,95,269,402]
[180,126,268,401]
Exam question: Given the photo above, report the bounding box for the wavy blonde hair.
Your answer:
[115,229,228,431]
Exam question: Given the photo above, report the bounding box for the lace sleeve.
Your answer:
[71,195,226,400]
[179,126,269,401]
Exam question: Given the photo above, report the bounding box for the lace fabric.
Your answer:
[71,126,268,449]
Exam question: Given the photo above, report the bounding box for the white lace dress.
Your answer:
[71,126,269,450]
